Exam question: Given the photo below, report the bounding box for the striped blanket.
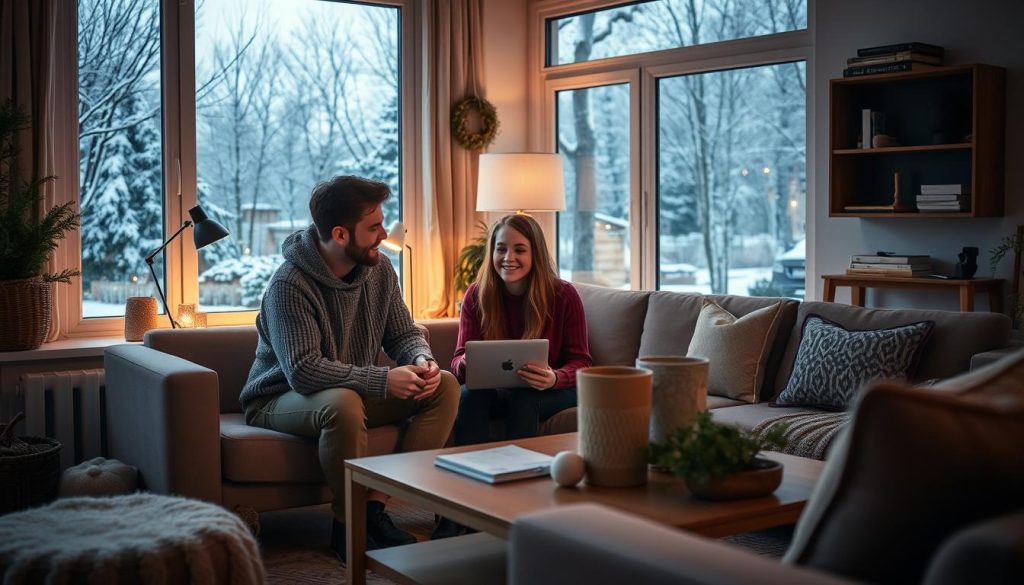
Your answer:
[751,411,852,461]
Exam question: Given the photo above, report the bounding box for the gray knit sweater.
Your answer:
[240,225,432,407]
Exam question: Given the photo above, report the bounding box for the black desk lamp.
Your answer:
[145,205,229,328]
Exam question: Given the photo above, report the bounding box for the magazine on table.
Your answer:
[434,445,553,484]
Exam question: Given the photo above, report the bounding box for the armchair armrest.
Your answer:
[971,343,1024,370]
[417,318,460,372]
[104,344,221,503]
[510,504,853,585]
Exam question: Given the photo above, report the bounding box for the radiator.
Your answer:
[19,369,106,471]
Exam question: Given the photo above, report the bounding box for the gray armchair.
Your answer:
[510,349,1024,585]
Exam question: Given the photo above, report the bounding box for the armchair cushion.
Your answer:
[784,349,1024,584]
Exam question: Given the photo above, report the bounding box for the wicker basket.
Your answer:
[0,412,62,514]
[0,277,52,351]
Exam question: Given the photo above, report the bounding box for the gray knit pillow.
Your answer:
[773,315,933,410]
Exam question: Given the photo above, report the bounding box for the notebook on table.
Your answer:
[464,339,549,390]
[434,445,553,484]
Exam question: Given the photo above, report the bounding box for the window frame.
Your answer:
[52,0,421,337]
[532,0,816,294]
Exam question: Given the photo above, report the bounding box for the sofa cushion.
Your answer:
[711,402,819,433]
[574,283,651,366]
[686,299,784,403]
[641,293,798,402]
[773,302,1011,396]
[783,350,1024,584]
[220,414,402,483]
[773,315,933,410]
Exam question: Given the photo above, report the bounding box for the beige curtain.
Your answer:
[0,0,59,340]
[423,0,487,318]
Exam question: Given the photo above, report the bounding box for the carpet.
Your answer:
[259,501,793,584]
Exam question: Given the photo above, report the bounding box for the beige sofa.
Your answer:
[102,283,1012,514]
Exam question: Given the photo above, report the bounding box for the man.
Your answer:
[241,175,459,561]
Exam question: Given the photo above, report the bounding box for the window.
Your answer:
[68,0,410,331]
[541,0,810,298]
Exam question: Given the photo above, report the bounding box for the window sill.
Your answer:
[0,336,138,363]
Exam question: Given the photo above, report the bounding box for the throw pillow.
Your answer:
[784,351,1024,584]
[686,299,783,403]
[773,314,932,410]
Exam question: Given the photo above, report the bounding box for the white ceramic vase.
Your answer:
[576,366,652,487]
[636,356,709,444]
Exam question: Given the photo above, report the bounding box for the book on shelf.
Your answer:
[434,445,553,484]
[846,268,932,277]
[920,184,969,195]
[847,52,943,66]
[843,61,941,77]
[856,42,944,58]
[849,262,933,271]
[850,254,930,264]
[916,194,970,202]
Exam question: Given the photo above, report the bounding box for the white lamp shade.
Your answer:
[476,153,566,213]
[382,220,406,252]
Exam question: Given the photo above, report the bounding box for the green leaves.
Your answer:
[0,101,80,283]
[649,410,788,484]
[453,221,489,294]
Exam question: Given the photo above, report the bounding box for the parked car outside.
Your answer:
[771,238,805,298]
[659,260,698,285]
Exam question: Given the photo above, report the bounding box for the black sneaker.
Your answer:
[430,516,468,540]
[330,518,379,564]
[366,501,417,547]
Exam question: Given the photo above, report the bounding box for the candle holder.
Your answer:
[124,297,158,341]
[194,312,208,328]
[177,303,197,328]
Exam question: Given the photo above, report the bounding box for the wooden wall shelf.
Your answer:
[828,64,1005,218]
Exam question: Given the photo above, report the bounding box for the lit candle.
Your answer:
[177,303,197,328]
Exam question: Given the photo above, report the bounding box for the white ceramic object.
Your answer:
[550,451,586,487]
[636,356,709,444]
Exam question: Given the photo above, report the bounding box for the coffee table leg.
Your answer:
[346,468,368,585]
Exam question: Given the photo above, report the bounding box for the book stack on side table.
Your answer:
[916,184,970,212]
[848,254,932,277]
[844,42,944,77]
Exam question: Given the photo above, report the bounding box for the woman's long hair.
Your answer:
[475,214,559,340]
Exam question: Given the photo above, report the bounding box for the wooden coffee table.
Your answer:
[344,433,823,585]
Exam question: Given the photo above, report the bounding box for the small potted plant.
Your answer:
[649,411,788,500]
[452,221,489,302]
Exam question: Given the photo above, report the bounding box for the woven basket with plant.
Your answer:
[0,411,61,514]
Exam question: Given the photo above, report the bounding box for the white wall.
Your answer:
[814,0,1024,309]
[483,0,529,153]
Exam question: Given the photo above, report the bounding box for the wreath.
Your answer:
[451,95,499,151]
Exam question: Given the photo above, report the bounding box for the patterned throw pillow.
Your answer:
[773,315,933,410]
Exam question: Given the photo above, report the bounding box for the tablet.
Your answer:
[464,339,550,390]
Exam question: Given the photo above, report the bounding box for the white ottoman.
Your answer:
[0,493,265,584]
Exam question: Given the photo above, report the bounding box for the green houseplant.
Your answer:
[0,101,81,350]
[649,410,788,500]
[453,221,489,299]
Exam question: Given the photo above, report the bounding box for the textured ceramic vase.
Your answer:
[577,366,653,487]
[636,356,709,444]
[124,297,158,342]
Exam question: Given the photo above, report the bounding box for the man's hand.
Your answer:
[413,357,442,401]
[518,362,557,391]
[386,365,426,400]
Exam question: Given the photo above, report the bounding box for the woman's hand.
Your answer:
[518,362,557,390]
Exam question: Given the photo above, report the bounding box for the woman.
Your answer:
[451,213,592,444]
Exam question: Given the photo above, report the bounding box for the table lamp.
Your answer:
[382,220,413,311]
[476,153,566,215]
[145,205,229,328]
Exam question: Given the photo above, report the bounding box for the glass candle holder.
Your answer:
[177,303,197,328]
[193,312,208,328]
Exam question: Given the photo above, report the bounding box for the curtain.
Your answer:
[422,0,487,318]
[0,0,59,341]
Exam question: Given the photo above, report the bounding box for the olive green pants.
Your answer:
[245,371,459,519]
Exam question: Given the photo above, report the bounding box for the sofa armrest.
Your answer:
[510,504,852,585]
[104,344,221,503]
[417,318,460,372]
[924,509,1024,585]
[971,343,1024,370]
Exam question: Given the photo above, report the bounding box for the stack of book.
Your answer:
[916,184,970,212]
[847,254,932,277]
[844,42,944,77]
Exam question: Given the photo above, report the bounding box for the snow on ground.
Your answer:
[83,301,250,319]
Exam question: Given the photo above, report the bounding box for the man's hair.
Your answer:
[309,176,390,242]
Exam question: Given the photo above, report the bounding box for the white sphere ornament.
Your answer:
[550,451,586,487]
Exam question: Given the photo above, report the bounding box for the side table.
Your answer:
[822,274,1004,312]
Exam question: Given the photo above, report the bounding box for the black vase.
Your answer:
[952,246,979,279]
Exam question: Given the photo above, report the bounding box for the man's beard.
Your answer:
[345,239,381,267]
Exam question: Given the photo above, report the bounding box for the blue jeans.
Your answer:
[454,384,577,445]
